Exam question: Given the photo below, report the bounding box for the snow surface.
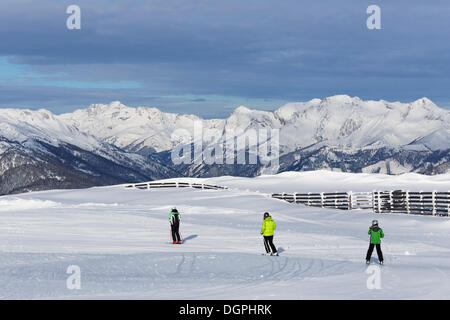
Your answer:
[164,170,450,193]
[1,171,450,299]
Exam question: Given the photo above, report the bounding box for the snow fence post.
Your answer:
[372,191,375,213]
[348,191,352,210]
[293,193,297,204]
[420,191,424,215]
[377,191,381,213]
[432,190,436,216]
[448,190,450,217]
[406,190,410,214]
[370,191,375,211]
[321,192,324,208]
[389,190,393,213]
[334,192,338,209]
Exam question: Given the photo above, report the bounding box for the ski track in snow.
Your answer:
[1,174,450,299]
[0,252,365,299]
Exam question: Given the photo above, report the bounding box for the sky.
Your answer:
[0,0,449,118]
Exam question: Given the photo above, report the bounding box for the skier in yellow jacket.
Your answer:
[261,212,278,256]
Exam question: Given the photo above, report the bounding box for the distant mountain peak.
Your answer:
[322,94,359,104]
[86,101,128,112]
[232,105,252,114]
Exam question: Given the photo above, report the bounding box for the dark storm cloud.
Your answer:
[0,0,449,115]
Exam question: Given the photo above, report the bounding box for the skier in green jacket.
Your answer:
[366,220,384,265]
[261,212,278,256]
[169,207,182,244]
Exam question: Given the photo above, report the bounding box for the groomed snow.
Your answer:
[161,170,450,193]
[0,171,450,299]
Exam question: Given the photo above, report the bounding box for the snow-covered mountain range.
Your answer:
[60,95,450,153]
[0,95,449,194]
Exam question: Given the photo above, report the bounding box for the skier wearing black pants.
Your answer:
[263,236,277,255]
[261,212,278,256]
[169,207,182,244]
[366,220,384,264]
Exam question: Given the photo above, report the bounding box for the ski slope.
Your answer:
[0,171,450,299]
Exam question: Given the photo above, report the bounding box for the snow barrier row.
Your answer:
[373,190,450,216]
[272,191,450,217]
[125,181,228,190]
[271,192,351,210]
[124,182,449,217]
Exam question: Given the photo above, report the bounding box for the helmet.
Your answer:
[372,220,378,226]
[263,212,270,218]
[171,207,178,212]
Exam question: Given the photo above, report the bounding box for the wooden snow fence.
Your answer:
[273,190,450,216]
[373,190,450,216]
[125,181,449,217]
[125,181,227,191]
[271,192,351,210]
